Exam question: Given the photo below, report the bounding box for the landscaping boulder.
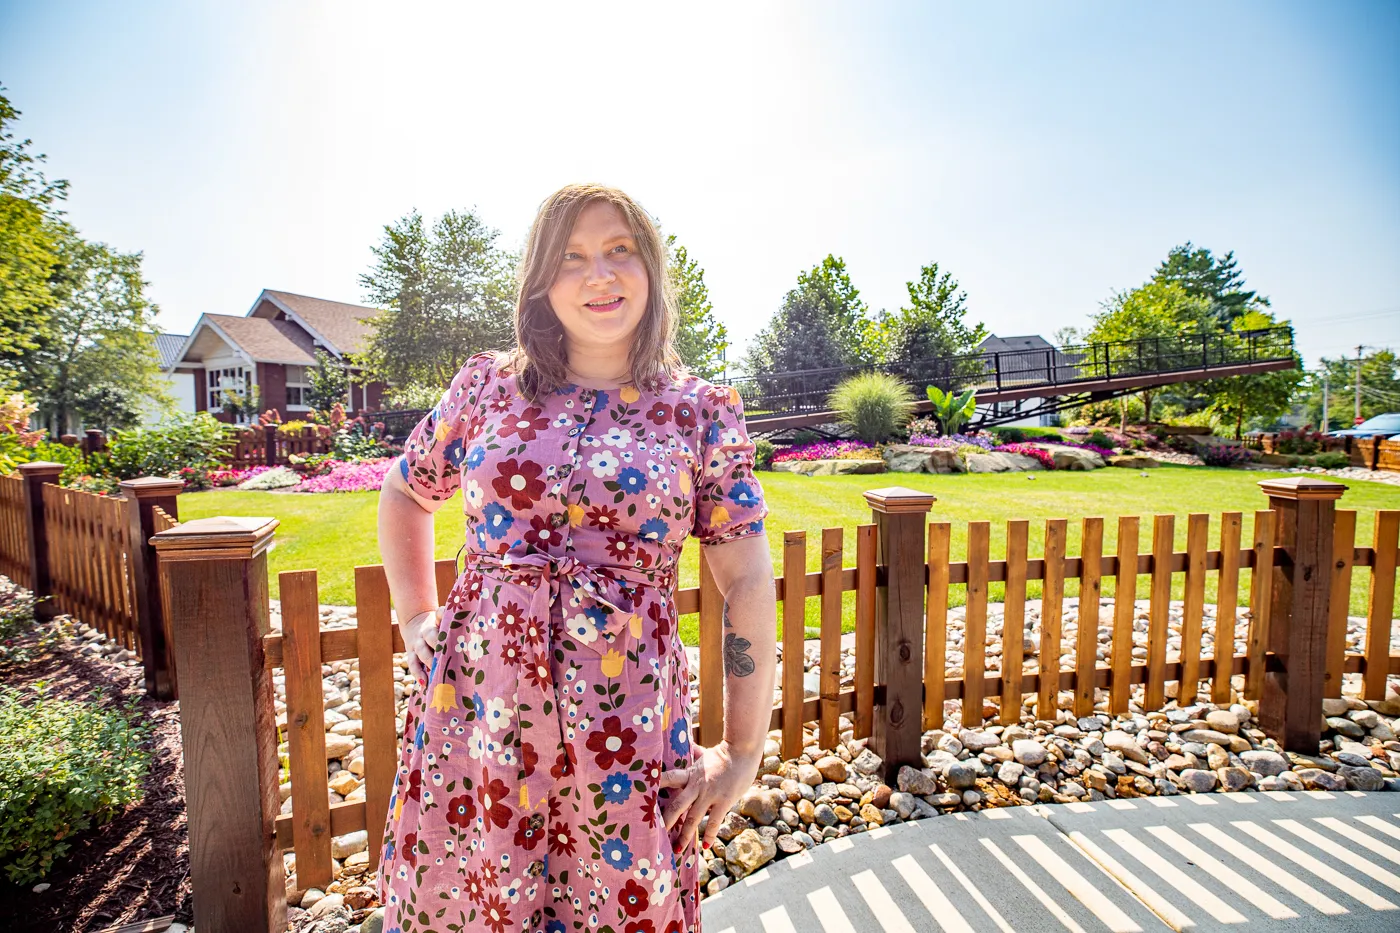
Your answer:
[964,452,1017,473]
[771,459,886,476]
[928,448,965,473]
[881,445,934,473]
[1034,444,1104,470]
[1108,455,1159,468]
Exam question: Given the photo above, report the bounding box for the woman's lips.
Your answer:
[584,297,624,312]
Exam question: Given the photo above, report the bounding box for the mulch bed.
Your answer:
[0,621,193,933]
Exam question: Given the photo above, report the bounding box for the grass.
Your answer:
[177,465,1400,645]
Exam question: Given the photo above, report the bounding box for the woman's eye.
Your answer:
[563,251,582,261]
[612,245,630,255]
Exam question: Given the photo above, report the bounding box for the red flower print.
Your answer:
[477,768,513,830]
[641,790,660,829]
[463,570,484,601]
[499,406,549,442]
[524,514,563,550]
[445,793,476,828]
[645,402,672,426]
[480,893,513,933]
[402,831,418,867]
[514,813,545,850]
[645,758,663,783]
[549,820,577,859]
[498,639,523,668]
[524,653,552,691]
[674,400,697,428]
[619,879,650,918]
[705,385,732,404]
[406,768,422,802]
[549,796,563,821]
[586,504,619,529]
[648,600,670,645]
[521,739,539,777]
[492,458,545,510]
[625,921,657,933]
[551,743,577,780]
[464,868,486,905]
[489,394,513,412]
[523,618,545,647]
[481,861,498,886]
[497,602,526,639]
[586,715,638,770]
[604,533,633,561]
[664,922,683,933]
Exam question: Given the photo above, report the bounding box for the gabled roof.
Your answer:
[155,333,188,370]
[171,313,319,369]
[978,334,1055,354]
[249,289,381,357]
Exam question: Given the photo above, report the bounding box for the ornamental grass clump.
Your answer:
[0,685,151,884]
[828,373,916,444]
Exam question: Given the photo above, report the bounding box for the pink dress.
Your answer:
[376,353,768,933]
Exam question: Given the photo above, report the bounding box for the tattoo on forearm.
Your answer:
[724,632,755,677]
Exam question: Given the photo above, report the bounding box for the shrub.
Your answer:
[828,373,916,444]
[925,386,976,435]
[754,438,775,470]
[386,382,448,411]
[0,685,151,884]
[956,443,989,459]
[1198,444,1258,467]
[1313,451,1350,469]
[1086,430,1116,451]
[906,416,940,437]
[277,419,314,436]
[1275,426,1327,456]
[0,578,39,665]
[103,412,231,480]
[286,453,336,476]
[993,426,1025,444]
[238,466,301,490]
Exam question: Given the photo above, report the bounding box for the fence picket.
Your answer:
[1364,510,1398,700]
[1245,510,1277,701]
[1145,514,1175,710]
[1110,516,1140,715]
[782,531,807,761]
[819,527,843,751]
[1178,514,1209,706]
[855,523,876,738]
[1325,511,1357,699]
[281,570,332,889]
[1075,518,1104,718]
[1039,520,1067,720]
[964,521,990,727]
[355,565,396,871]
[1001,521,1029,724]
[924,522,951,731]
[1212,512,1243,705]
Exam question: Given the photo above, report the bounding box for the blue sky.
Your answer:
[2,0,1396,370]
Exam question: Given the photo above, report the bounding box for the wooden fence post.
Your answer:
[152,516,284,933]
[1257,477,1346,754]
[83,428,105,456]
[264,424,279,467]
[119,477,182,700]
[18,462,64,621]
[864,486,934,780]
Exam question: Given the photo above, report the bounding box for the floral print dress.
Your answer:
[376,353,768,933]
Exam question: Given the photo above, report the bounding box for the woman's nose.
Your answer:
[585,254,616,285]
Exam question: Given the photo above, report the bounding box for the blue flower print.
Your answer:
[593,389,610,411]
[600,837,633,871]
[639,517,669,542]
[617,467,647,495]
[428,652,439,682]
[728,481,760,509]
[601,772,632,804]
[443,438,465,467]
[471,692,486,720]
[546,922,566,933]
[483,502,514,539]
[465,445,486,469]
[669,717,690,756]
[706,420,722,444]
[414,719,426,750]
[748,518,765,534]
[398,456,410,481]
[584,606,609,633]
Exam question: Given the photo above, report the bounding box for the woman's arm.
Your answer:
[378,464,444,683]
[660,533,776,849]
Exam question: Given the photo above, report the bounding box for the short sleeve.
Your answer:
[397,354,492,502]
[691,383,769,545]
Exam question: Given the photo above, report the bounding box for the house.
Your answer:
[138,332,197,424]
[166,289,387,422]
[975,334,1078,427]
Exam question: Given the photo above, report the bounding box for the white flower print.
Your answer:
[587,450,619,477]
[705,449,728,478]
[467,631,487,661]
[497,746,517,768]
[566,613,599,644]
[645,494,660,511]
[601,426,633,448]
[653,869,673,899]
[722,427,744,447]
[658,477,671,495]
[483,696,515,733]
[501,875,524,904]
[467,725,488,761]
[633,705,657,733]
[464,478,483,509]
[633,859,655,882]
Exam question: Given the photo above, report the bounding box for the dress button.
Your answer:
[550,513,567,528]
[527,857,545,877]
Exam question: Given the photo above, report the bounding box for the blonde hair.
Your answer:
[501,183,681,400]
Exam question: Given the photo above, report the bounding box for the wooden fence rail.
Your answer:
[154,477,1400,933]
[227,426,335,469]
[0,472,31,589]
[42,483,139,652]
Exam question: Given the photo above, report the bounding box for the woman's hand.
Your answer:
[658,740,763,851]
[401,608,440,686]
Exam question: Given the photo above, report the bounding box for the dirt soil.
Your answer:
[0,622,193,933]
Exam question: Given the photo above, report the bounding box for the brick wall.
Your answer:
[257,363,287,418]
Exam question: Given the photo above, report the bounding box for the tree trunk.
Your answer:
[1119,397,1128,434]
[1235,411,1243,440]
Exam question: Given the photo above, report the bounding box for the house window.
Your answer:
[285,365,311,410]
[207,366,253,420]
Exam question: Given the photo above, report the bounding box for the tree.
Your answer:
[1204,310,1303,438]
[358,208,517,389]
[1151,242,1268,328]
[863,261,987,388]
[0,88,67,377]
[1088,281,1212,427]
[665,235,728,380]
[307,349,350,412]
[16,229,165,434]
[743,255,870,387]
[1296,349,1400,430]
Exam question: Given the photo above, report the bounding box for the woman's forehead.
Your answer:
[566,201,633,244]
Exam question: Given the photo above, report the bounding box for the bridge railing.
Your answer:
[730,326,1295,418]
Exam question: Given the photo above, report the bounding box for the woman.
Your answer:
[375,183,777,933]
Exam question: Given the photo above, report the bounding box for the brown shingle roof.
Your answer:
[205,314,317,365]
[263,290,381,356]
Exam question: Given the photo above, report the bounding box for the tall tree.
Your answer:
[306,349,350,413]
[0,88,67,377]
[358,208,517,388]
[1203,310,1303,438]
[1296,349,1400,430]
[1151,242,1268,328]
[665,235,728,380]
[17,229,165,434]
[863,262,987,381]
[744,255,870,382]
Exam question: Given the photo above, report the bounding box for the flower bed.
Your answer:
[293,458,397,493]
[991,442,1057,469]
[908,433,995,451]
[771,440,881,462]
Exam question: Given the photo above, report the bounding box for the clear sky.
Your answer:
[2,0,1396,370]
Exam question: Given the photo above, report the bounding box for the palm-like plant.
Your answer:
[925,386,976,435]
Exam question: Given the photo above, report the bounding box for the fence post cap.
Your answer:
[151,515,278,560]
[17,461,66,478]
[863,486,936,514]
[118,476,185,498]
[1257,476,1347,501]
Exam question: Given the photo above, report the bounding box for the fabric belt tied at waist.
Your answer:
[460,551,675,813]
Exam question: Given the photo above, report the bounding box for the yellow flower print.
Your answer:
[429,682,457,713]
[393,795,403,821]
[600,648,625,679]
[434,420,451,441]
[728,386,741,405]
[709,505,731,528]
[678,471,692,495]
[662,701,671,731]
[620,385,640,404]
[629,613,643,638]
[568,503,585,527]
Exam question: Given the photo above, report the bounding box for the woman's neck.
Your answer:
[565,344,632,388]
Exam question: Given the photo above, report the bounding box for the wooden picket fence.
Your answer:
[228,425,335,469]
[42,484,139,651]
[0,472,31,588]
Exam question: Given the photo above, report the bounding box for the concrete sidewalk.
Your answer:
[701,790,1400,932]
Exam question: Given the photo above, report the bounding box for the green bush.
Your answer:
[828,373,916,444]
[1087,430,1116,451]
[754,437,775,470]
[993,426,1026,443]
[1312,452,1350,469]
[0,685,151,884]
[384,382,446,411]
[102,412,232,480]
[0,578,39,665]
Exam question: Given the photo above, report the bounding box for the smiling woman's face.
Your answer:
[547,201,650,363]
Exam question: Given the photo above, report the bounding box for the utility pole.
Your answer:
[1322,372,1329,432]
[1354,345,1366,425]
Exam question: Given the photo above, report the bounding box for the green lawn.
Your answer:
[178,466,1400,645]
